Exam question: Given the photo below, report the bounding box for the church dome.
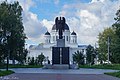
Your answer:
[52,23,69,30]
[45,31,50,35]
[71,31,76,35]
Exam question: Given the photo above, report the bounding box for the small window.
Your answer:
[53,36,55,41]
[49,40,50,43]
[56,36,58,40]
[75,39,76,43]
[66,36,68,41]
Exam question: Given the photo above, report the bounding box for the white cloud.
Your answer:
[78,10,100,29]
[20,0,35,11]
[18,0,47,44]
[91,0,105,3]
[67,17,80,31]
[23,12,46,38]
[1,0,120,45]
[60,0,120,45]
[41,19,54,32]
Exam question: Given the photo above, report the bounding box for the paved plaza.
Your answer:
[0,68,120,80]
[9,68,119,74]
[1,73,120,80]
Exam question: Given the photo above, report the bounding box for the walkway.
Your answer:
[10,68,119,74]
[0,68,120,80]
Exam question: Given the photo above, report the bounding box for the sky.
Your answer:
[0,0,120,46]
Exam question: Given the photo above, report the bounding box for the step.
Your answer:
[52,64,69,69]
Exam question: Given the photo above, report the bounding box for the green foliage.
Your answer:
[113,8,120,38]
[73,50,84,65]
[28,53,45,65]
[98,52,107,64]
[28,57,35,65]
[86,45,95,65]
[0,44,5,64]
[0,64,43,69]
[0,1,27,64]
[0,70,14,76]
[7,64,43,68]
[112,7,120,64]
[36,53,45,65]
[105,71,120,78]
[98,27,118,63]
[79,64,120,70]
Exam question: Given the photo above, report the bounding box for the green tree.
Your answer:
[0,1,27,64]
[112,7,120,63]
[0,44,5,65]
[98,27,117,63]
[73,50,84,65]
[86,45,95,65]
[36,53,45,65]
[28,57,35,65]
[98,52,107,64]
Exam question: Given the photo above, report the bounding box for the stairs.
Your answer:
[43,64,69,69]
[52,64,69,69]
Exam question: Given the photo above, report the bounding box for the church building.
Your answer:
[28,17,87,64]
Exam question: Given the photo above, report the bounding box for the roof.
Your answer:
[52,23,69,30]
[45,31,50,35]
[71,31,76,35]
[78,45,88,47]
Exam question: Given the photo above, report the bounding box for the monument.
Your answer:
[52,17,70,69]
[28,16,87,69]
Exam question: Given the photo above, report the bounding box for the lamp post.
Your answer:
[1,27,11,70]
[6,31,11,71]
[1,29,11,71]
[107,36,110,64]
[0,27,3,42]
[0,28,10,70]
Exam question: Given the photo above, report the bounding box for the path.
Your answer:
[0,68,120,80]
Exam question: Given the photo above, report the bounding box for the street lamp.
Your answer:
[0,28,3,42]
[6,31,11,71]
[0,28,11,71]
[107,36,110,64]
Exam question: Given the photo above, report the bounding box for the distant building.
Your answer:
[28,17,87,64]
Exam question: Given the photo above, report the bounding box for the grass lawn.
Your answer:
[79,64,120,70]
[9,64,43,68]
[105,71,120,78]
[0,64,43,69]
[0,70,14,76]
